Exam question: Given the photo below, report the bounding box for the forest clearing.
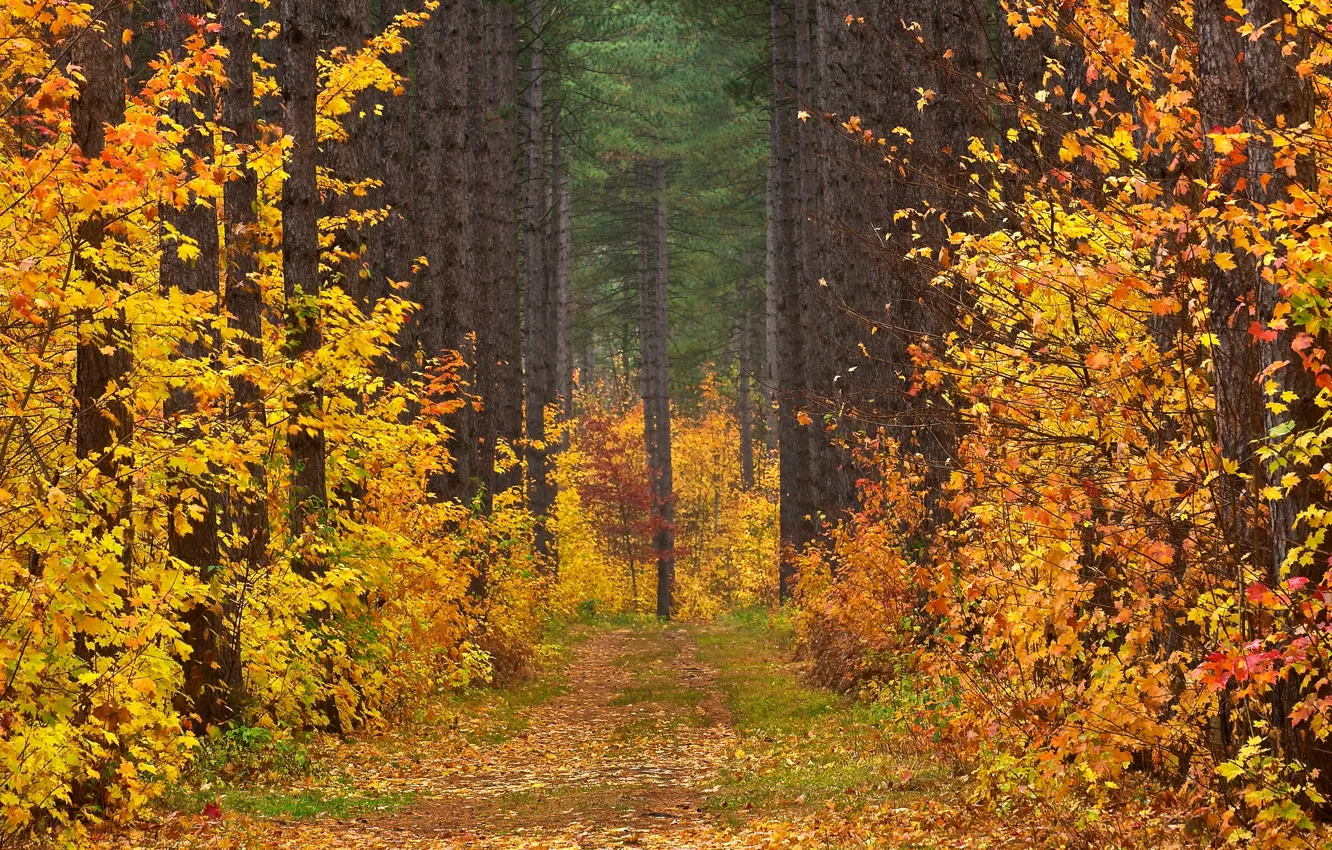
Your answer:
[10,0,1332,847]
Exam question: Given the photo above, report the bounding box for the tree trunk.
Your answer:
[763,168,780,450]
[639,160,675,619]
[915,0,986,534]
[492,2,524,496]
[283,0,327,571]
[470,0,496,516]
[72,0,133,640]
[156,0,225,729]
[420,0,475,502]
[551,106,574,417]
[1241,0,1317,583]
[773,0,812,601]
[1196,0,1258,563]
[320,0,376,308]
[523,0,554,557]
[738,315,754,489]
[378,0,417,383]
[219,0,266,705]
[1238,0,1325,780]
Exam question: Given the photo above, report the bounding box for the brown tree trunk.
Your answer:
[639,160,675,619]
[492,2,524,496]
[283,0,327,570]
[1241,0,1317,583]
[219,0,266,704]
[763,172,780,450]
[1196,0,1258,564]
[915,0,986,534]
[156,0,226,729]
[1238,0,1325,779]
[420,0,476,502]
[551,105,574,416]
[775,0,812,601]
[72,0,133,651]
[377,0,417,382]
[738,315,755,489]
[321,0,376,308]
[470,0,496,516]
[523,0,554,557]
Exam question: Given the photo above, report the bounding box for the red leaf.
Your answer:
[1249,321,1279,343]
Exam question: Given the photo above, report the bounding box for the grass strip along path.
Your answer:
[106,614,1190,849]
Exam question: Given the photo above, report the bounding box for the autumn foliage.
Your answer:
[554,377,777,618]
[790,0,1332,844]
[0,4,544,843]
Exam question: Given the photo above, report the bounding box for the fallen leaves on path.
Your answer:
[107,628,1207,850]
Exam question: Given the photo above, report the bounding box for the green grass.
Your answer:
[450,673,572,745]
[161,786,417,820]
[611,681,706,710]
[612,645,675,671]
[692,608,952,824]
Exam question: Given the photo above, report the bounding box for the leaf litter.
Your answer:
[106,627,1202,849]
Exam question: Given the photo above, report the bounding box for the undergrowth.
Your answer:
[693,608,957,825]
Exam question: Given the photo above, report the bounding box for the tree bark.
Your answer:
[763,168,780,450]
[219,0,266,705]
[156,0,226,729]
[1238,0,1325,780]
[419,0,476,502]
[738,314,755,489]
[320,0,376,309]
[377,0,417,383]
[283,0,327,570]
[492,2,524,496]
[523,0,554,557]
[72,0,133,640]
[551,106,574,417]
[639,160,675,619]
[470,0,496,515]
[1196,0,1258,562]
[915,0,986,535]
[774,0,812,601]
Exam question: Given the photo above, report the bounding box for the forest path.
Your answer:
[364,626,740,846]
[126,620,989,849]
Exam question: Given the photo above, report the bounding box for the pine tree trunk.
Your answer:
[321,0,375,308]
[420,0,475,502]
[378,0,417,383]
[219,0,266,704]
[68,5,133,784]
[1241,0,1317,583]
[738,315,754,489]
[282,0,327,571]
[915,0,986,535]
[774,0,812,601]
[523,0,554,557]
[156,0,225,728]
[470,0,497,516]
[492,2,524,496]
[639,160,675,619]
[763,167,780,450]
[1238,0,1325,780]
[552,110,574,416]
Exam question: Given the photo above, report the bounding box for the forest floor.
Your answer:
[107,613,1166,849]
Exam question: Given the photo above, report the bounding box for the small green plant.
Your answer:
[185,724,314,787]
